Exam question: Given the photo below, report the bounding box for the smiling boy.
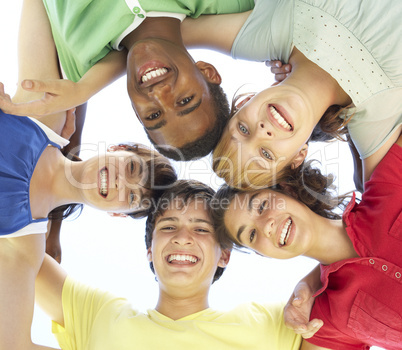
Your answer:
[35,180,322,349]
[5,0,254,161]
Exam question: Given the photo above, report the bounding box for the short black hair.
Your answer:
[146,82,230,161]
[145,180,227,283]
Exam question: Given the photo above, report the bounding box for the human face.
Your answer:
[224,85,314,175]
[126,39,220,148]
[224,189,316,259]
[74,150,149,214]
[148,200,229,293]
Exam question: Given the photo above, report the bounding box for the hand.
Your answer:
[0,82,13,107]
[284,281,323,339]
[0,79,87,117]
[265,60,292,83]
[60,108,76,140]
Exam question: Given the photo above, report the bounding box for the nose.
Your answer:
[172,228,194,246]
[148,83,172,102]
[260,217,275,238]
[257,121,273,137]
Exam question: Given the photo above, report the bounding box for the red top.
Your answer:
[308,144,402,350]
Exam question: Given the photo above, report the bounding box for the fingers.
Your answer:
[299,319,324,339]
[21,79,59,94]
[60,108,77,140]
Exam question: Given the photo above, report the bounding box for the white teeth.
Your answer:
[168,254,198,263]
[141,67,168,83]
[270,106,292,130]
[279,219,292,246]
[100,168,108,197]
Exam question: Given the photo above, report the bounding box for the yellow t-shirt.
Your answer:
[53,277,302,350]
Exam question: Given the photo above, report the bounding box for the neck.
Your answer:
[284,48,352,124]
[121,17,183,49]
[155,287,210,320]
[307,216,358,265]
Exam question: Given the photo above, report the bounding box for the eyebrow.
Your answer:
[145,119,167,131]
[190,218,213,226]
[144,99,202,130]
[156,217,178,224]
[177,99,202,117]
[236,192,260,243]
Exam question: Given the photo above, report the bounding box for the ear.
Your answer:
[147,248,153,262]
[291,144,308,170]
[218,249,231,268]
[195,61,222,85]
[107,144,128,152]
[107,212,128,218]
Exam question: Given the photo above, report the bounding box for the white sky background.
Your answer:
[1,3,382,350]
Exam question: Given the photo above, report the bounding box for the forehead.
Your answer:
[158,197,211,221]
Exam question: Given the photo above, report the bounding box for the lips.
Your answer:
[167,254,198,265]
[138,61,170,85]
[278,218,292,246]
[99,167,108,198]
[268,105,293,131]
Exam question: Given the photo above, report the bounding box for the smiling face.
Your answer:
[220,85,315,182]
[74,150,149,214]
[223,189,317,259]
[126,39,221,148]
[148,200,229,294]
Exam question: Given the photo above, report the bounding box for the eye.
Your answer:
[146,111,161,121]
[261,148,273,160]
[249,229,256,243]
[161,226,176,231]
[238,123,249,135]
[178,96,194,106]
[129,191,136,205]
[129,160,135,175]
[258,200,268,214]
[195,227,212,234]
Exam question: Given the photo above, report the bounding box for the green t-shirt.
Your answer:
[42,0,254,82]
[52,277,302,350]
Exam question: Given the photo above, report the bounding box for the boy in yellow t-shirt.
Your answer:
[35,180,321,350]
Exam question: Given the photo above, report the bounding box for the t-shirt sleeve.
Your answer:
[247,302,302,350]
[231,0,294,62]
[52,277,133,350]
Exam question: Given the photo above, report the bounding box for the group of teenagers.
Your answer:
[0,0,401,349]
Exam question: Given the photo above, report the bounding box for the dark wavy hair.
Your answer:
[211,160,350,251]
[146,82,230,161]
[145,180,228,284]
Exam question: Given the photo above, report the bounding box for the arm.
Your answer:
[35,254,67,327]
[362,125,402,185]
[182,11,251,54]
[284,265,323,339]
[1,49,126,117]
[300,340,330,350]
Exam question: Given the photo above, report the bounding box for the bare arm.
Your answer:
[35,254,67,327]
[362,126,402,185]
[181,11,251,54]
[300,340,330,350]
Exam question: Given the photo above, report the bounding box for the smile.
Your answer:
[269,105,293,131]
[279,218,292,246]
[99,167,108,198]
[141,67,169,83]
[168,254,198,264]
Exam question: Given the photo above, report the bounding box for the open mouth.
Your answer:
[279,218,292,246]
[167,254,198,264]
[269,105,293,131]
[99,167,108,198]
[141,67,169,84]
